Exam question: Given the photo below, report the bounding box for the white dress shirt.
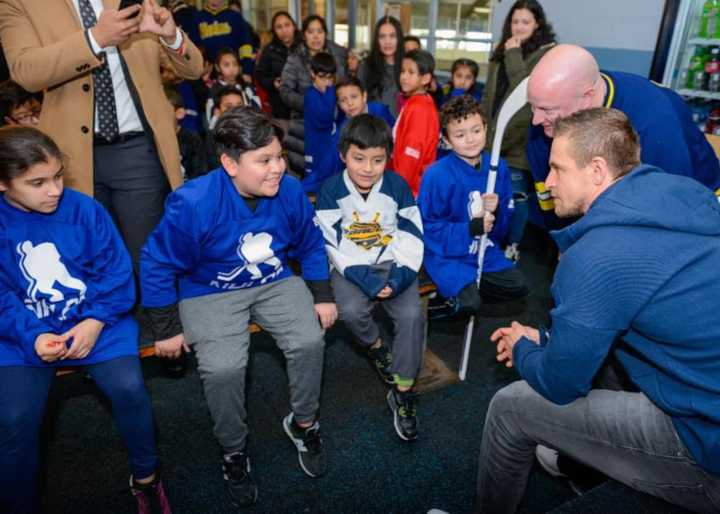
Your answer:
[72,0,182,135]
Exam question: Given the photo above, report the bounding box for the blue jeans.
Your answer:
[476,380,720,513]
[0,356,158,514]
[508,167,531,245]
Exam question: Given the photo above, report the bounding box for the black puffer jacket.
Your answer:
[254,36,299,120]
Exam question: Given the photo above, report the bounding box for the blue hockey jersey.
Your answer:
[527,70,720,229]
[188,7,256,74]
[336,101,396,133]
[316,170,424,298]
[417,151,514,298]
[0,190,138,367]
[303,85,342,194]
[140,169,330,308]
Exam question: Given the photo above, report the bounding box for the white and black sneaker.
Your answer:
[221,450,258,507]
[387,388,418,442]
[283,413,327,478]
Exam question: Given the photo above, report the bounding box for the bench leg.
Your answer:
[414,294,459,394]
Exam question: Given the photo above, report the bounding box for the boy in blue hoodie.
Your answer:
[140,107,337,508]
[335,76,395,132]
[417,95,527,319]
[316,114,424,442]
[478,108,720,514]
[302,52,342,193]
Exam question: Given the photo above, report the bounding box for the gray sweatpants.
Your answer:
[331,267,424,383]
[179,276,325,453]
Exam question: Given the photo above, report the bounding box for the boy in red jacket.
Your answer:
[390,49,440,196]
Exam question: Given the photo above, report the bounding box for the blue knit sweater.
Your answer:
[513,165,720,474]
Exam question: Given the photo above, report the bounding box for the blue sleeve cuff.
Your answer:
[345,265,386,298]
[386,264,417,296]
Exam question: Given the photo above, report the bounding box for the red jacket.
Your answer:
[390,93,439,196]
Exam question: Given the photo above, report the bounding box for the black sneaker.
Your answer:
[221,451,258,507]
[282,413,327,478]
[427,295,460,320]
[386,388,418,442]
[367,341,394,385]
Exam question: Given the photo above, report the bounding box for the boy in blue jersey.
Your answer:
[302,52,342,193]
[417,95,527,319]
[335,76,396,131]
[0,127,171,514]
[316,114,425,441]
[140,107,337,508]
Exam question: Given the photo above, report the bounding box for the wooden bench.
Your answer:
[57,282,458,392]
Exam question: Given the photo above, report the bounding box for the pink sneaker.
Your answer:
[130,476,172,514]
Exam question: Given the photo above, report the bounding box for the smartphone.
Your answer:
[118,0,142,17]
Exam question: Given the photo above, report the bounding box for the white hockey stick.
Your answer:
[459,77,530,381]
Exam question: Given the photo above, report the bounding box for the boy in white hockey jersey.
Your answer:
[316,114,425,441]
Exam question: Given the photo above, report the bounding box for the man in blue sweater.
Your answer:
[476,108,720,514]
[526,44,720,230]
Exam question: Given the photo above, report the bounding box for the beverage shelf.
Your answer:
[677,88,720,99]
[690,37,720,45]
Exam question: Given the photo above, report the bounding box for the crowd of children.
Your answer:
[0,5,535,513]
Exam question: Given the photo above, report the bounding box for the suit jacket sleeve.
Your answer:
[0,0,103,92]
[160,30,204,81]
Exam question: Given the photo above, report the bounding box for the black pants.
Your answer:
[457,267,528,313]
[93,134,170,269]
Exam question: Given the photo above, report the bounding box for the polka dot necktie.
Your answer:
[77,0,120,142]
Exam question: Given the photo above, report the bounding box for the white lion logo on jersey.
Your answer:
[17,241,87,320]
[216,232,283,285]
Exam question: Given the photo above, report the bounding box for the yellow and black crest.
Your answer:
[344,212,393,250]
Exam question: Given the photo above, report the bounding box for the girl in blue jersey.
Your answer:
[0,127,170,514]
[140,107,337,508]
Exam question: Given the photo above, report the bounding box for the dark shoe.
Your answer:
[535,445,606,495]
[222,451,258,507]
[282,413,327,477]
[427,295,460,320]
[386,388,418,442]
[367,341,394,385]
[130,475,172,514]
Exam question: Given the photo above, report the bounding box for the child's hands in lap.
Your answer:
[35,333,69,362]
[62,318,106,360]
[314,303,338,329]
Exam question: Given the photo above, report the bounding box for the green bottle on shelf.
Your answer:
[714,1,720,38]
[688,46,709,89]
[699,0,715,38]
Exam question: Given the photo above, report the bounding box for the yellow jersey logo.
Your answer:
[344,212,392,250]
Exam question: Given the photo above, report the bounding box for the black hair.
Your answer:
[214,107,283,162]
[0,80,41,125]
[365,16,404,100]
[338,113,393,158]
[301,14,328,38]
[310,52,337,76]
[213,84,245,109]
[439,95,486,136]
[403,35,421,47]
[270,11,301,48]
[0,126,63,183]
[451,58,479,80]
[404,49,435,77]
[490,0,556,62]
[212,47,242,82]
[164,86,184,110]
[335,76,365,94]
